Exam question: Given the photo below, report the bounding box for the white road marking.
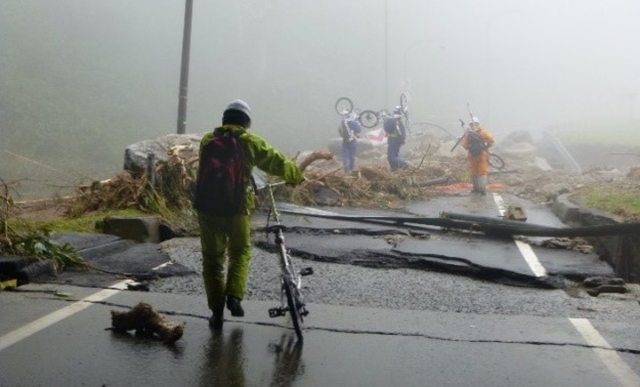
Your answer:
[0,280,129,352]
[0,260,171,352]
[492,193,547,277]
[493,194,638,383]
[569,318,640,387]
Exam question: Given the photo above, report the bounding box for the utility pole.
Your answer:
[176,0,194,134]
[384,0,388,109]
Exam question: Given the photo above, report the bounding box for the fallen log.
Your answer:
[278,204,640,238]
[110,302,185,343]
[298,151,334,173]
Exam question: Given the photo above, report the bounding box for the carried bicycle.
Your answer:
[451,119,506,170]
[265,183,313,343]
[357,93,410,129]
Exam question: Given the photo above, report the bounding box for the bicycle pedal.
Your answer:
[268,307,286,318]
[300,267,314,276]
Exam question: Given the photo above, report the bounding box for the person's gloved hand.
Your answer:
[287,176,306,187]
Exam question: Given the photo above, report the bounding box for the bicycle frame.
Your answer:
[265,183,312,342]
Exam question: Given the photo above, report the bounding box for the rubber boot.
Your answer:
[470,177,479,194]
[226,296,245,317]
[477,176,487,195]
[209,306,224,329]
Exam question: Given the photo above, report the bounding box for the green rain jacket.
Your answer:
[199,124,304,214]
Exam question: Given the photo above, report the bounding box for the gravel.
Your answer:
[152,237,640,323]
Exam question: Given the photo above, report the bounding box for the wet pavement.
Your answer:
[2,283,640,386]
[3,194,640,385]
[258,194,614,288]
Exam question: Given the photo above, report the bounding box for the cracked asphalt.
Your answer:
[152,237,640,323]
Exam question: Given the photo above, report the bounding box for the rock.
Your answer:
[310,186,341,206]
[532,157,553,172]
[124,134,202,175]
[499,130,535,146]
[99,216,161,243]
[627,167,640,180]
[498,142,537,158]
[583,276,606,288]
[540,183,570,200]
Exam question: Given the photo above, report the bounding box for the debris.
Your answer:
[127,282,151,292]
[586,284,628,297]
[583,276,626,288]
[0,279,17,290]
[110,302,185,343]
[540,238,594,254]
[505,205,527,221]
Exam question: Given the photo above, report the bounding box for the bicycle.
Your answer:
[451,119,506,170]
[335,97,361,141]
[357,109,389,128]
[358,94,410,129]
[265,183,313,343]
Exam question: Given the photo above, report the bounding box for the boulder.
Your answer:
[99,216,161,243]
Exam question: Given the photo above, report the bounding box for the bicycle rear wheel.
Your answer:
[488,153,505,170]
[359,110,379,128]
[283,274,304,343]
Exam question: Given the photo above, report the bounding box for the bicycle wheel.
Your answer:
[335,97,353,116]
[283,274,304,342]
[488,153,505,170]
[400,93,408,112]
[359,110,379,128]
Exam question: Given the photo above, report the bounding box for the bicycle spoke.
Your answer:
[335,97,353,116]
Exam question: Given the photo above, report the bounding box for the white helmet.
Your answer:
[471,117,480,124]
[224,99,252,120]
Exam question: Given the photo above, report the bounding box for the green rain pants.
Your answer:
[198,212,252,311]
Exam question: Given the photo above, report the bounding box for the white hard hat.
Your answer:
[471,117,480,124]
[225,99,252,120]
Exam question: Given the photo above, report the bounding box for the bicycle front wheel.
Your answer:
[283,275,304,342]
[335,97,353,116]
[488,153,505,170]
[400,93,408,112]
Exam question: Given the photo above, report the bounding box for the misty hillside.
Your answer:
[2,0,639,198]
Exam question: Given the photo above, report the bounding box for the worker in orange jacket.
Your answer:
[461,117,495,194]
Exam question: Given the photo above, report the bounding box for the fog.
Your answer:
[1,0,639,192]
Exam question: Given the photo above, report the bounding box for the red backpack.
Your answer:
[193,130,247,216]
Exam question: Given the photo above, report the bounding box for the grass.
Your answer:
[580,187,640,220]
[10,208,150,234]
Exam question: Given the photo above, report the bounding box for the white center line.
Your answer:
[0,260,170,352]
[0,280,130,352]
[569,318,640,387]
[492,193,547,277]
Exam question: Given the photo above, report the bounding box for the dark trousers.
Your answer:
[342,140,357,172]
[387,137,407,171]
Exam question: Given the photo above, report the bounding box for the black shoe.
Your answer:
[226,296,245,317]
[209,307,224,329]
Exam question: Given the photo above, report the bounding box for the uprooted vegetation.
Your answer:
[5,127,640,242]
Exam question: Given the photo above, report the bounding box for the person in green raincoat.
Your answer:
[194,99,304,329]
